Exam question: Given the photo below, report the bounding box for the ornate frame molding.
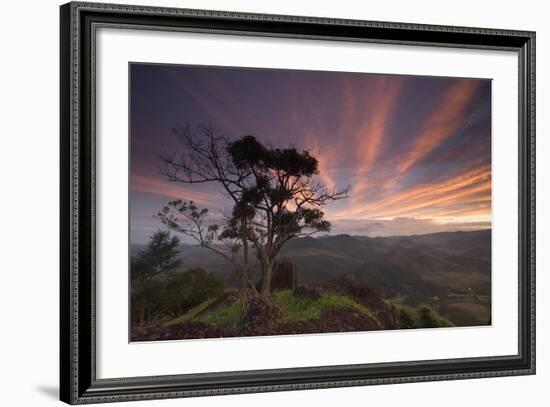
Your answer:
[60,2,535,404]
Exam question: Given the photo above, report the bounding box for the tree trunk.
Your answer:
[260,260,273,296]
[242,237,249,289]
[140,305,146,326]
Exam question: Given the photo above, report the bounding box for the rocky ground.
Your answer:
[131,276,397,341]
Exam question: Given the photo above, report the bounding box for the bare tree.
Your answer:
[157,200,258,293]
[158,124,350,296]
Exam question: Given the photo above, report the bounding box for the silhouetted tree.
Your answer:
[158,200,258,292]
[131,230,181,324]
[158,124,350,296]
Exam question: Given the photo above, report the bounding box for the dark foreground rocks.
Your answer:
[131,320,232,341]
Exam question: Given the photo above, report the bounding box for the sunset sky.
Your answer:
[130,63,491,244]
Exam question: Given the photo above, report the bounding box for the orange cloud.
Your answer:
[355,77,404,176]
[425,202,492,219]
[369,178,490,218]
[343,77,404,204]
[331,164,491,221]
[305,130,337,190]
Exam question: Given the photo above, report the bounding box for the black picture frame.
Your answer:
[60,2,536,404]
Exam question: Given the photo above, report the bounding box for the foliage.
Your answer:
[415,305,453,328]
[158,200,257,291]
[158,124,350,295]
[159,268,226,319]
[386,300,453,329]
[397,308,415,329]
[163,297,219,327]
[130,279,165,326]
[131,230,181,288]
[272,290,380,326]
[198,301,247,330]
[130,269,226,325]
[131,230,182,325]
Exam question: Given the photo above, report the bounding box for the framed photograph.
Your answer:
[60,1,535,404]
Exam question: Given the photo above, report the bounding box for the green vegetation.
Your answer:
[159,288,383,332]
[131,267,225,325]
[163,297,218,326]
[273,290,381,327]
[396,307,415,329]
[131,230,182,325]
[130,231,226,325]
[158,128,349,297]
[160,268,226,318]
[387,300,454,329]
[197,301,247,330]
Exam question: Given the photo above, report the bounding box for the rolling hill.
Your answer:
[131,229,492,326]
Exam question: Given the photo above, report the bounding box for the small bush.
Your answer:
[130,267,226,325]
[397,308,415,329]
[415,305,453,328]
[161,268,226,318]
[385,301,453,329]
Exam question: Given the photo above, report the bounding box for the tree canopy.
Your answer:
[158,124,350,295]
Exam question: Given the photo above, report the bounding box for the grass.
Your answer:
[273,290,381,327]
[164,289,384,331]
[162,297,219,327]
[197,301,247,330]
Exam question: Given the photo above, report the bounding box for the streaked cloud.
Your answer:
[389,80,481,185]
[130,64,491,243]
[329,217,491,237]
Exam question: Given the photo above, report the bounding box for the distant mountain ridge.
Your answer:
[132,229,490,297]
[131,229,491,326]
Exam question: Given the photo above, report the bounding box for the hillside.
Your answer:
[132,275,445,341]
[131,229,491,327]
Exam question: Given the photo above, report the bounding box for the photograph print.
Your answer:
[129,63,492,342]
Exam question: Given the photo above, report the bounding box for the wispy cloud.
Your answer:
[131,174,221,208]
[305,130,337,190]
[344,77,405,208]
[329,217,490,237]
[354,77,404,176]
[330,164,491,222]
[130,64,491,241]
[388,80,481,187]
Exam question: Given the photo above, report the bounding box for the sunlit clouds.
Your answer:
[390,80,482,184]
[130,64,491,243]
[339,165,491,219]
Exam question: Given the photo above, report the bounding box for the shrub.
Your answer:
[415,305,453,328]
[131,267,226,325]
[416,305,439,328]
[130,278,164,325]
[397,308,415,329]
[161,268,226,318]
